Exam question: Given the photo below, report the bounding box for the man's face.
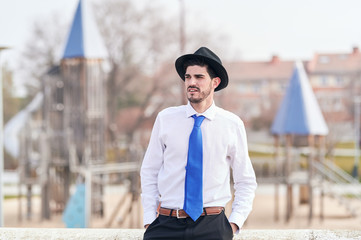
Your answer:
[184,65,219,104]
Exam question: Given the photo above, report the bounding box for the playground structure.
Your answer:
[15,0,141,227]
[253,61,361,223]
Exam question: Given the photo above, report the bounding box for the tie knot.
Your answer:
[192,115,205,127]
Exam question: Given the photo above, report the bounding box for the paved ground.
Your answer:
[245,185,361,230]
[3,184,361,230]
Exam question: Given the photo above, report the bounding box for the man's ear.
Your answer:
[213,77,221,90]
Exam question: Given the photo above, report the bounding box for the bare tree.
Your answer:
[94,0,180,152]
[94,0,231,152]
[18,12,67,98]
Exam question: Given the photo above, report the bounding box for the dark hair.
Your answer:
[183,58,217,79]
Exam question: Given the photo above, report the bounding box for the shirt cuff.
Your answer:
[228,211,246,233]
[143,211,157,227]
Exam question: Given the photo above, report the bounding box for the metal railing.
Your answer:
[312,160,361,216]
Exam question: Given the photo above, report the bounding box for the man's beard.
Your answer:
[187,83,212,103]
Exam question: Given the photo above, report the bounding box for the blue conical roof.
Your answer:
[271,61,328,135]
[62,0,107,59]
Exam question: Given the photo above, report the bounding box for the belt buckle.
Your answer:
[176,209,187,218]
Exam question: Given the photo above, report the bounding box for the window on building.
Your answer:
[338,54,348,60]
[279,82,287,91]
[237,83,246,93]
[319,56,330,64]
[322,98,332,112]
[335,76,343,86]
[253,82,261,93]
[334,98,343,111]
[320,76,328,86]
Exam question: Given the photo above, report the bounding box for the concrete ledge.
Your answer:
[0,228,360,239]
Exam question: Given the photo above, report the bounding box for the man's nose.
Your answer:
[187,77,196,85]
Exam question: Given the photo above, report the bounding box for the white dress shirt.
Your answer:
[140,102,257,229]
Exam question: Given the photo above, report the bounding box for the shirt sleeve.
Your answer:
[140,114,164,226]
[228,120,257,231]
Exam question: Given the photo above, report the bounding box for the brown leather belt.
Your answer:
[158,207,224,218]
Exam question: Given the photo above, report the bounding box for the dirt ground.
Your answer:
[245,185,361,230]
[3,184,361,230]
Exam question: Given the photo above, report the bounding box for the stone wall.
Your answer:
[0,228,360,240]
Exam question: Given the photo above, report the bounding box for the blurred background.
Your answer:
[0,0,360,230]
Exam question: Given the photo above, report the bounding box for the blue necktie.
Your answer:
[183,114,205,221]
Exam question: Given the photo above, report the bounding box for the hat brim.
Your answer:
[175,54,228,91]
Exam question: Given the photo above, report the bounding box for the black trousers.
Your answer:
[143,211,234,240]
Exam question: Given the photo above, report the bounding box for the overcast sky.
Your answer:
[1,0,361,79]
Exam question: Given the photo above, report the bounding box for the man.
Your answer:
[141,47,257,240]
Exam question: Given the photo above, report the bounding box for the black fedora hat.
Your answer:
[175,47,228,91]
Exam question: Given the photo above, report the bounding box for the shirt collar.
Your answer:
[186,102,217,121]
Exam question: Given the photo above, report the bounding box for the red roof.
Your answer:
[225,57,294,82]
[307,47,361,74]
